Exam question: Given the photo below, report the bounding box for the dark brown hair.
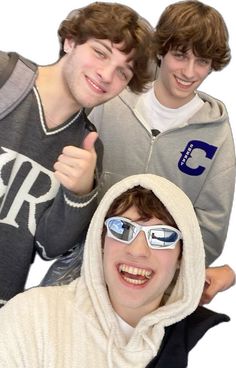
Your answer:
[101,186,180,246]
[105,186,177,226]
[58,2,154,93]
[153,0,231,70]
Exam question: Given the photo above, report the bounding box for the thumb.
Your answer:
[83,131,98,151]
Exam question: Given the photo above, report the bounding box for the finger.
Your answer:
[54,161,77,177]
[82,131,98,151]
[54,171,75,191]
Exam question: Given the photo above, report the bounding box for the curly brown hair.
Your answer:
[153,0,231,71]
[58,2,154,93]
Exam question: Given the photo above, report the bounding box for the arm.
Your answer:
[200,265,236,305]
[35,184,99,259]
[194,127,236,265]
[35,132,103,259]
[0,295,36,367]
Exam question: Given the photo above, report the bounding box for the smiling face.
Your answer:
[103,205,181,326]
[61,38,134,110]
[154,49,212,108]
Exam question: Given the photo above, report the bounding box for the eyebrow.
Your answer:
[95,39,113,53]
[94,39,134,73]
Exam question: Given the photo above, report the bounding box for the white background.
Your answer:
[1,1,235,366]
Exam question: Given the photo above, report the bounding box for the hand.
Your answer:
[54,131,98,195]
[200,264,236,305]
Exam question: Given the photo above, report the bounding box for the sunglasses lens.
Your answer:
[149,228,179,247]
[107,218,135,242]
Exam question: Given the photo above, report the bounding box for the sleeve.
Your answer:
[194,125,236,266]
[0,295,37,367]
[34,136,104,260]
[34,185,99,259]
[195,167,235,265]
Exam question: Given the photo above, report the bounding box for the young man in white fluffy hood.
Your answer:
[0,174,229,367]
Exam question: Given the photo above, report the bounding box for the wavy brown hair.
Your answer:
[153,0,231,70]
[105,186,177,226]
[58,2,154,93]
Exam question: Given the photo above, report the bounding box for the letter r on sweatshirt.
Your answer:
[0,147,59,235]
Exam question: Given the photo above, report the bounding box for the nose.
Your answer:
[182,59,195,79]
[126,231,150,258]
[97,65,114,83]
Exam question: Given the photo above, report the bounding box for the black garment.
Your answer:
[0,86,103,303]
[146,306,230,368]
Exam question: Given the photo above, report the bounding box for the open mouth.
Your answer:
[118,264,152,285]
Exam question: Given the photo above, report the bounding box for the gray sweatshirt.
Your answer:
[89,88,236,265]
[0,86,101,305]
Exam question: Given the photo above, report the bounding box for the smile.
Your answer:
[86,76,106,93]
[175,77,193,87]
[118,264,152,285]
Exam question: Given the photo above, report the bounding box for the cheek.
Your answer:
[103,240,118,272]
[110,79,128,96]
[159,64,174,84]
[200,69,211,80]
[163,59,177,72]
[154,247,181,270]
[103,242,121,288]
[160,257,178,271]
[158,255,180,289]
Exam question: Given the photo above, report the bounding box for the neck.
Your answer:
[36,64,81,128]
[114,299,162,328]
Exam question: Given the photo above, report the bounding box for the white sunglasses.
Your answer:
[105,216,182,249]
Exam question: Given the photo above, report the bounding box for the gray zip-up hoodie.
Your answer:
[89,88,236,265]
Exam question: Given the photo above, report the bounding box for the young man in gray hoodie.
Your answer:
[88,0,236,303]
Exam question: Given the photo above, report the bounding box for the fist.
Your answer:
[54,131,98,195]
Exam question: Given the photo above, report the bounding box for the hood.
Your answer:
[80,174,205,366]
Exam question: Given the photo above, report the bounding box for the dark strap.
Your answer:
[0,52,19,88]
[146,306,230,368]
[0,52,38,119]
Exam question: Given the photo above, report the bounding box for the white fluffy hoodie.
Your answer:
[0,174,205,368]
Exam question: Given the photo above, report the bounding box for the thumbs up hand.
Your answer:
[54,131,98,195]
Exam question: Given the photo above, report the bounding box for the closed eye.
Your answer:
[197,58,211,66]
[117,67,133,82]
[93,48,106,59]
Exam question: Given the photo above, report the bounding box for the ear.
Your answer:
[64,38,76,53]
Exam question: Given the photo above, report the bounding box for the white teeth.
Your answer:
[87,78,104,92]
[176,77,192,86]
[119,264,152,279]
[123,276,146,285]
